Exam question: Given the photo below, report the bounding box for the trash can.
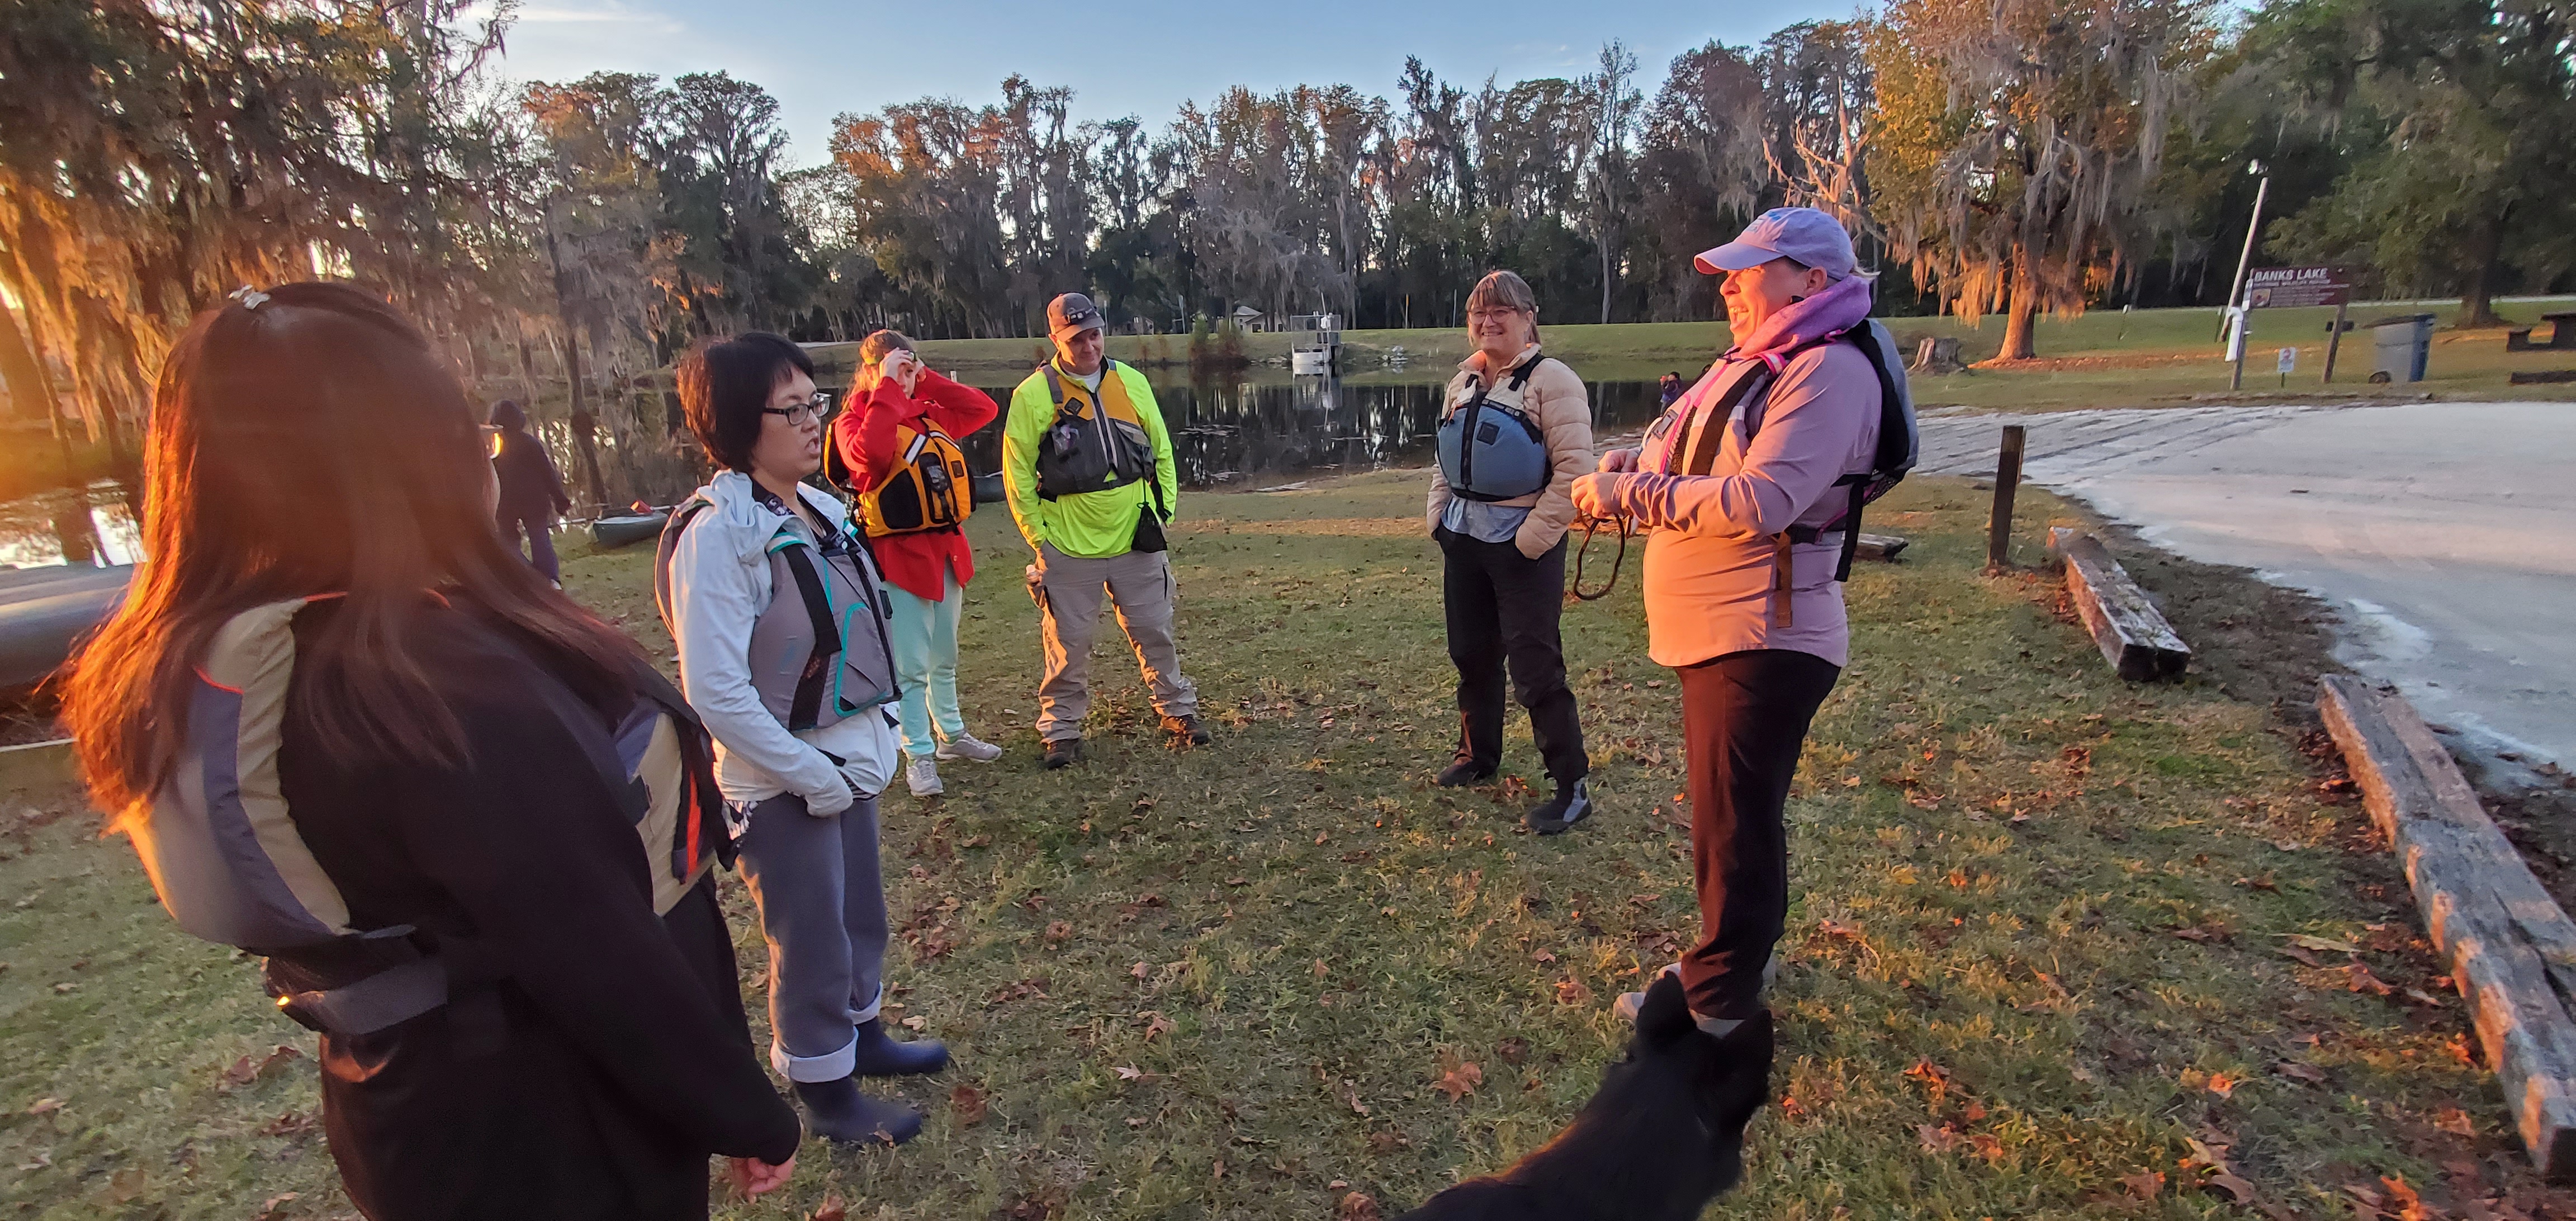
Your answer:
[2369,313,2434,384]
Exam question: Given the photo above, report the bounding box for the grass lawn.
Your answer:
[3,472,2565,1219]
[818,297,2576,413]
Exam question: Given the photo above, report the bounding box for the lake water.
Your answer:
[0,373,1677,572]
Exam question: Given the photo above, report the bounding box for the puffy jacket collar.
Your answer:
[1457,343,1543,382]
[686,470,850,563]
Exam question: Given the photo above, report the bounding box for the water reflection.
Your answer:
[942,375,1666,489]
[0,481,143,570]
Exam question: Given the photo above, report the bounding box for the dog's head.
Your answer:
[1577,973,1774,1202]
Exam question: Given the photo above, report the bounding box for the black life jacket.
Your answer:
[1035,359,1159,507]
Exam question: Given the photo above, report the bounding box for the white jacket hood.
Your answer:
[686,470,852,562]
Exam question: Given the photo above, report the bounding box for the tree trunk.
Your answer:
[2457,207,2508,329]
[1999,250,2041,361]
[542,222,610,515]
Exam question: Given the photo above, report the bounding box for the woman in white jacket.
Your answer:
[660,333,948,1147]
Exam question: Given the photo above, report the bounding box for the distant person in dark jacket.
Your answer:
[1659,371,1685,408]
[61,282,801,1219]
[490,399,572,583]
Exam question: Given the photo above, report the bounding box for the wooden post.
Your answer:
[2322,301,2348,384]
[2319,676,2576,1181]
[1986,424,2025,571]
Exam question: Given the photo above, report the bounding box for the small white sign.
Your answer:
[2276,347,2298,373]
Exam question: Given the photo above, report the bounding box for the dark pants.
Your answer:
[1677,649,1840,1020]
[499,510,560,583]
[732,792,890,1083]
[1438,529,1588,789]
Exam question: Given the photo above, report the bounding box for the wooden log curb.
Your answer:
[0,737,77,796]
[2320,675,2576,1181]
[1855,533,1909,562]
[2045,527,2190,681]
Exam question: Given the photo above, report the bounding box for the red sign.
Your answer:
[2245,266,2351,309]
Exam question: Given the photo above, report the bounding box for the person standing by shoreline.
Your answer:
[488,399,572,584]
[1002,292,1208,768]
[661,333,950,1147]
[1573,207,1889,1044]
[831,330,1006,797]
[1425,269,1595,834]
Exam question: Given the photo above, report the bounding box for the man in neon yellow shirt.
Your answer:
[1003,293,1208,769]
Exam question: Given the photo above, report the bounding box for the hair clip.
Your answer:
[229,285,270,310]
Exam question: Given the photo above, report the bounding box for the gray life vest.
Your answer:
[125,595,726,1037]
[1034,359,1162,509]
[652,487,899,733]
[1436,351,1553,502]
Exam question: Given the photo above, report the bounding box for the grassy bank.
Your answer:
[4,473,2564,1219]
[835,296,2576,411]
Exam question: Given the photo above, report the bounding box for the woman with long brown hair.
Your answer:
[61,282,799,1219]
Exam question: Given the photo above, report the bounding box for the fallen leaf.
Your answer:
[1496,1038,1528,1066]
[253,1193,300,1221]
[1113,1066,1144,1081]
[809,1195,849,1221]
[2204,1172,2261,1204]
[219,1045,305,1091]
[2381,1175,2428,1220]
[2274,1061,2329,1085]
[2280,945,2324,968]
[1337,1191,1382,1220]
[1043,921,1073,945]
[1554,978,1592,1005]
[950,1084,988,1125]
[1367,1130,1410,1154]
[1917,1123,1961,1153]
[2345,962,2397,996]
[2205,1072,2238,1099]
[1130,961,1150,981]
[1433,1062,1483,1102]
[2122,1170,2166,1201]
[901,1015,927,1031]
[2436,1106,2475,1136]
[1531,949,1557,964]
[2285,933,2360,954]
[1141,1011,1177,1041]
[1967,1132,2004,1162]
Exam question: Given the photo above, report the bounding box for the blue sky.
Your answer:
[482,0,1861,169]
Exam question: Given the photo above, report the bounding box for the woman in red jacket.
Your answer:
[832,330,1004,797]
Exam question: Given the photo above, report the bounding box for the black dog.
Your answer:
[1398,973,1774,1220]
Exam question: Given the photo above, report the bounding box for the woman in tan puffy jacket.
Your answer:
[1424,269,1596,833]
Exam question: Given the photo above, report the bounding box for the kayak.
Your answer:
[0,564,134,690]
[590,511,670,550]
[970,472,1005,505]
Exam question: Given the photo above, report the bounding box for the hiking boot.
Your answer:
[1162,714,1212,746]
[1435,759,1497,787]
[1042,737,1083,769]
[1524,778,1594,835]
[849,1017,950,1077]
[905,759,943,797]
[935,731,1004,763]
[790,1076,922,1146]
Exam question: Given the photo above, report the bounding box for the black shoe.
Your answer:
[791,1076,922,1146]
[1161,714,1211,746]
[1525,778,1594,835]
[1043,737,1083,769]
[1435,759,1497,787]
[850,1018,950,1077]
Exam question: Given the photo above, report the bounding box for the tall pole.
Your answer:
[2322,300,2349,384]
[2218,167,2271,339]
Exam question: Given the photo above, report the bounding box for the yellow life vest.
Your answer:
[859,419,973,537]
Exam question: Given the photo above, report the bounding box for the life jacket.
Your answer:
[1035,359,1161,510]
[853,418,973,537]
[651,487,899,733]
[1649,319,1919,617]
[1436,351,1553,502]
[123,595,727,1037]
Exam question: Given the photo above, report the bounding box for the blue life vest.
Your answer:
[1436,352,1552,502]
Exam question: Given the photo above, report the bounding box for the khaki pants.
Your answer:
[1029,543,1197,741]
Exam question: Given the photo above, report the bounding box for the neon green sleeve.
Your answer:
[1001,375,1051,551]
[1130,370,1180,523]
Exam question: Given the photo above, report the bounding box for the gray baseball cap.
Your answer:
[1047,293,1106,341]
[1695,207,1858,278]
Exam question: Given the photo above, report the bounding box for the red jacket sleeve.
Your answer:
[913,370,999,439]
[837,388,907,493]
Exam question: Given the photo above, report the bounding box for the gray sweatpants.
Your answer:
[1030,543,1198,741]
[732,792,889,1082]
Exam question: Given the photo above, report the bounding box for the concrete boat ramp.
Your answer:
[1917,401,2576,778]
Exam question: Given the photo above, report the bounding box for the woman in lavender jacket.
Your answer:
[1572,207,1882,1054]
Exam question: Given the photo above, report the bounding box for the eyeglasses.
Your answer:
[760,394,834,427]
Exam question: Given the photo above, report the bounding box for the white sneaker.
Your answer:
[905,759,944,797]
[934,732,1004,763]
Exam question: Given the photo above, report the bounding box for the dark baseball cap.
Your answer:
[1047,293,1106,342]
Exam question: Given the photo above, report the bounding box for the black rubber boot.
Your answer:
[1042,737,1083,769]
[1161,714,1213,746]
[1524,778,1594,835]
[1435,758,1496,787]
[850,1018,950,1077]
[790,1076,922,1146]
